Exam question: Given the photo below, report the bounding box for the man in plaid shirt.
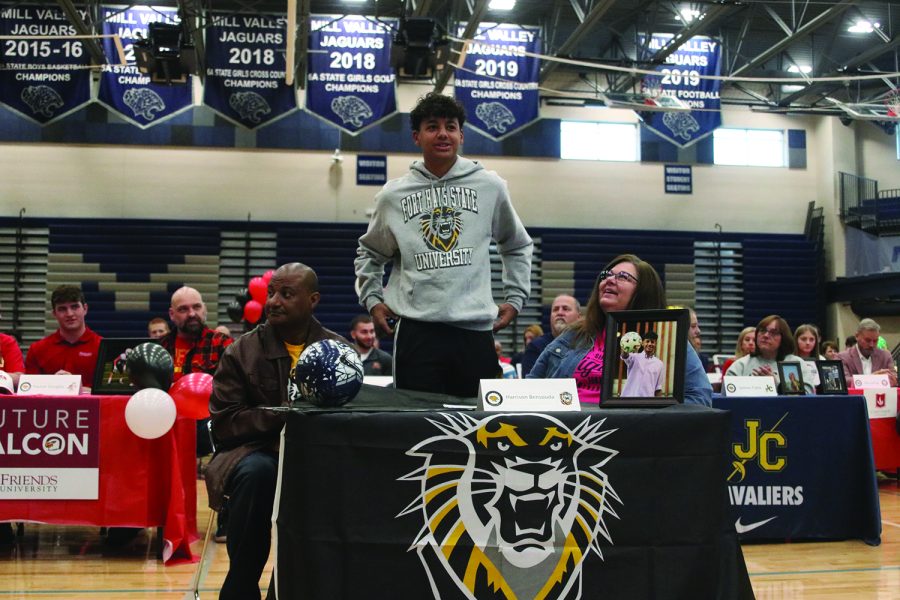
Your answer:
[159,287,233,379]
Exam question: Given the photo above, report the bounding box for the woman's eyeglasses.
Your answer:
[598,270,638,285]
[757,327,782,338]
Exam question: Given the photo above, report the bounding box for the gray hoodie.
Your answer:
[355,156,533,331]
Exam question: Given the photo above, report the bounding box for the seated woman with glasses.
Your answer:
[527,253,712,406]
[724,315,816,394]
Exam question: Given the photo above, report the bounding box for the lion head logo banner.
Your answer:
[420,206,463,253]
[398,412,620,600]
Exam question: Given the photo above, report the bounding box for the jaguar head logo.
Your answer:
[123,88,166,121]
[420,206,462,253]
[399,413,620,599]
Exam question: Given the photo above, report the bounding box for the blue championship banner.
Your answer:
[97,5,193,128]
[204,12,296,129]
[454,23,540,141]
[305,15,396,135]
[0,4,92,124]
[640,34,721,148]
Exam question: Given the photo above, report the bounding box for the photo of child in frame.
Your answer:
[777,361,804,395]
[816,360,847,394]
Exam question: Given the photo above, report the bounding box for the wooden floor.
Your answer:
[1,480,898,599]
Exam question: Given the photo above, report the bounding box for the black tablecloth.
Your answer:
[273,390,753,599]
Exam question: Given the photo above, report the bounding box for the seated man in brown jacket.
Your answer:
[206,263,345,600]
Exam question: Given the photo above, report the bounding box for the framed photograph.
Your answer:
[776,361,805,395]
[91,338,155,394]
[816,360,848,395]
[602,308,689,408]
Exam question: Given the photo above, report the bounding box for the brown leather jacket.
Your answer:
[204,318,345,509]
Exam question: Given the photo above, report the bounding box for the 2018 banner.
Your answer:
[454,23,540,141]
[204,12,297,129]
[640,34,721,148]
[0,397,99,500]
[97,5,193,128]
[0,4,92,124]
[305,15,397,135]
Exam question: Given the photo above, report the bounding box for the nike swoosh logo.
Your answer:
[734,516,777,534]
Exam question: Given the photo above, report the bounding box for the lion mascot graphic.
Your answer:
[399,413,620,600]
[420,206,463,253]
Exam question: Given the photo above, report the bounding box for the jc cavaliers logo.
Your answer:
[420,206,463,253]
[398,413,620,599]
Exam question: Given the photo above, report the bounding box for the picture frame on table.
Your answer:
[602,308,688,408]
[777,361,805,395]
[91,338,155,394]
[816,360,848,395]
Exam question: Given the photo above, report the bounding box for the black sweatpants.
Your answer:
[393,318,501,398]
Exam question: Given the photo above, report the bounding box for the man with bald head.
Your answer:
[158,286,233,381]
[206,263,346,599]
[520,294,581,377]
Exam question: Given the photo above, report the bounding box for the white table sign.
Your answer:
[852,374,893,389]
[16,374,81,396]
[478,379,580,412]
[722,376,778,397]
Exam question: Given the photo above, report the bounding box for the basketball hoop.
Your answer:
[885,91,900,118]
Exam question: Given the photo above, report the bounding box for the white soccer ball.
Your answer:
[620,331,643,354]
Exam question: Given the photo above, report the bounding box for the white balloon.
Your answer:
[125,388,177,440]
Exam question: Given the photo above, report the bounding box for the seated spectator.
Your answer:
[0,301,24,386]
[495,340,516,378]
[527,254,711,407]
[521,295,580,377]
[821,340,839,360]
[510,323,542,370]
[147,317,170,339]
[349,314,392,376]
[215,325,233,338]
[720,326,756,375]
[25,285,101,389]
[725,315,815,394]
[845,335,857,350]
[794,324,824,360]
[688,308,713,373]
[837,318,898,388]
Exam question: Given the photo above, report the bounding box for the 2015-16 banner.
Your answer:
[97,4,193,128]
[454,23,540,141]
[0,4,92,124]
[305,15,397,135]
[640,33,722,148]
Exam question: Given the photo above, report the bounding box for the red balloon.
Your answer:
[243,299,263,324]
[168,372,213,419]
[262,270,275,283]
[248,276,267,303]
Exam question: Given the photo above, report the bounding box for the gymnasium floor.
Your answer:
[1,480,898,599]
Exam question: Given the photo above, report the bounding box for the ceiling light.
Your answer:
[848,20,880,33]
[781,85,804,93]
[787,65,812,74]
[677,8,700,22]
[489,0,516,10]
[341,0,366,3]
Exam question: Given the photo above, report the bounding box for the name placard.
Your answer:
[852,374,893,389]
[478,379,580,412]
[363,376,392,387]
[17,374,81,396]
[722,376,778,397]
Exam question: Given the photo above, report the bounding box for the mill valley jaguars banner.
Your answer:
[0,397,100,499]
[98,5,193,128]
[640,34,721,148]
[454,23,540,140]
[0,4,92,124]
[305,15,396,135]
[204,12,296,129]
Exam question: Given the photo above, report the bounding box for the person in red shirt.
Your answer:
[1,301,25,385]
[24,285,102,389]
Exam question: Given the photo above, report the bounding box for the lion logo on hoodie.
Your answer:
[420,206,462,253]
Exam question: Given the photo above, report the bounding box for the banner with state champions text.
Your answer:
[305,15,397,135]
[0,3,92,124]
[639,33,721,148]
[204,12,297,129]
[97,5,193,128]
[453,23,540,141]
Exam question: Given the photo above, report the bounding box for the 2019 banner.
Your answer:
[0,4,92,124]
[204,12,297,129]
[305,15,397,135]
[97,5,193,128]
[454,23,540,141]
[640,34,722,148]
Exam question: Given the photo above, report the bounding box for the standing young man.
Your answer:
[354,93,533,397]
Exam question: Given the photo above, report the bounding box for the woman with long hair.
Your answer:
[724,315,816,394]
[720,326,756,375]
[528,254,711,406]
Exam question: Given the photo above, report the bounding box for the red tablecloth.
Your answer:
[849,388,900,471]
[0,394,198,564]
